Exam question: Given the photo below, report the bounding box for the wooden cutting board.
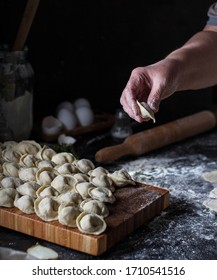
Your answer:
[0,182,169,256]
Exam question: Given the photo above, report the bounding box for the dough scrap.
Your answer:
[202,170,217,183]
[136,101,155,123]
[203,198,217,213]
[209,187,217,198]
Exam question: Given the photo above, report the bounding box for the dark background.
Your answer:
[0,0,215,128]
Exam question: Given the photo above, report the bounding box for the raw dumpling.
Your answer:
[36,145,57,161]
[76,212,107,235]
[74,159,95,174]
[1,141,17,150]
[34,197,60,221]
[57,192,83,206]
[88,166,109,177]
[58,204,81,227]
[136,100,155,123]
[2,162,20,177]
[19,154,38,167]
[36,160,56,169]
[1,176,23,189]
[36,167,57,185]
[16,181,40,197]
[0,188,18,207]
[108,169,136,187]
[2,149,21,163]
[18,167,38,182]
[51,152,76,165]
[90,174,115,192]
[54,163,79,175]
[13,140,41,155]
[51,174,75,193]
[75,182,95,199]
[14,195,35,214]
[72,173,90,184]
[88,187,116,204]
[36,185,59,198]
[80,199,109,218]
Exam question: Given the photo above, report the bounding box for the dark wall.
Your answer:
[0,0,215,124]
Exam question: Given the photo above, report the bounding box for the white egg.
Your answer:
[42,116,63,136]
[56,101,74,114]
[57,108,77,131]
[74,98,91,109]
[58,134,76,145]
[75,107,94,126]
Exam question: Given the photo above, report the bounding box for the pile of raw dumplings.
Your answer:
[0,140,135,235]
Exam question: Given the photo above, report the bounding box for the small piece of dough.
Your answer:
[209,187,217,198]
[136,101,155,123]
[202,170,217,183]
[203,199,217,213]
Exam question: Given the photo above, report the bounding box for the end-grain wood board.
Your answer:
[0,182,169,256]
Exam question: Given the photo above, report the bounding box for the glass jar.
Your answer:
[111,108,133,141]
[0,46,34,142]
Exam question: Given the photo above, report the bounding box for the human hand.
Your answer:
[120,59,179,122]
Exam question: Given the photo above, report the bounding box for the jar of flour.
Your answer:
[0,46,34,141]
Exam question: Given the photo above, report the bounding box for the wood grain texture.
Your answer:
[0,183,169,256]
[95,110,217,163]
[13,0,40,51]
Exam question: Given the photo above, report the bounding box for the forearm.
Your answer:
[165,25,217,91]
[120,25,217,120]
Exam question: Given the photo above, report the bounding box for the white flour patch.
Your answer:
[113,154,214,201]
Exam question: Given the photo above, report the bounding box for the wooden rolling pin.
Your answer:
[95,110,217,163]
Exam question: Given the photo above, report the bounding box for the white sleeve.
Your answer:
[207,2,217,26]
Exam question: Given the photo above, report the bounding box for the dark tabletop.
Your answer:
[1,129,217,260]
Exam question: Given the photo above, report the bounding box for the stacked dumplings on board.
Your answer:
[0,140,135,235]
